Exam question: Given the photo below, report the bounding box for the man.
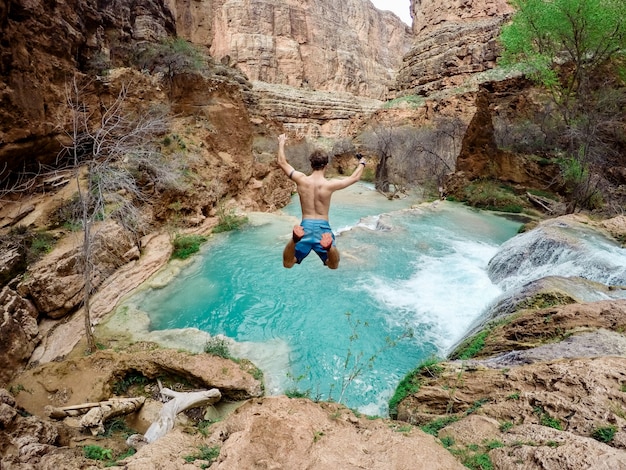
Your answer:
[277,133,367,269]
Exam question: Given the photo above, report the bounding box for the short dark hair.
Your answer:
[310,149,328,170]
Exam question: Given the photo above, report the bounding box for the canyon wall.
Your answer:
[202,0,412,100]
[396,0,513,95]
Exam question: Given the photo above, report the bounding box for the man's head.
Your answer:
[310,150,329,170]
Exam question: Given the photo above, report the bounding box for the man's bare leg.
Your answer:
[321,232,340,269]
[283,225,304,268]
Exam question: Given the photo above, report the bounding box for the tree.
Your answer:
[500,0,626,120]
[499,0,626,212]
[60,77,170,352]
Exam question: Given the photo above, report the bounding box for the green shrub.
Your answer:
[171,234,207,260]
[204,337,231,359]
[213,205,248,233]
[591,425,617,443]
[463,452,494,470]
[499,420,514,432]
[463,180,525,213]
[83,445,113,461]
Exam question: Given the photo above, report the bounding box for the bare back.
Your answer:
[295,172,335,220]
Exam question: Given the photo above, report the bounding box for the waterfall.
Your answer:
[488,218,626,292]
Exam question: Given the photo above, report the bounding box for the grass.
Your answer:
[533,406,562,430]
[388,357,443,418]
[83,445,136,466]
[591,425,617,443]
[213,205,249,233]
[183,445,220,467]
[450,330,490,360]
[171,234,207,260]
[421,415,460,436]
[463,179,525,213]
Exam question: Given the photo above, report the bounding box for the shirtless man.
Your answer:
[277,133,367,269]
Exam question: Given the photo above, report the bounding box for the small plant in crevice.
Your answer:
[533,406,562,430]
[591,425,617,444]
[112,371,150,396]
[421,415,460,436]
[183,445,220,467]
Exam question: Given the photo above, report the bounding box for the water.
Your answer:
[115,183,522,416]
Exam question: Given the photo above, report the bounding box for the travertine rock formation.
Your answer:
[396,0,514,95]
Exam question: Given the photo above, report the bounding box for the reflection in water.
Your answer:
[109,183,522,415]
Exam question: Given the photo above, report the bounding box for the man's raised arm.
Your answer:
[277,134,296,178]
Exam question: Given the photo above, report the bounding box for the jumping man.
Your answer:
[277,133,367,269]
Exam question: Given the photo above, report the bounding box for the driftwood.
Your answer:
[526,192,565,214]
[143,387,221,443]
[45,397,146,435]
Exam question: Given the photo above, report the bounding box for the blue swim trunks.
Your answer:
[295,219,336,264]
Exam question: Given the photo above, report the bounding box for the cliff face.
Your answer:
[396,0,513,95]
[204,0,412,100]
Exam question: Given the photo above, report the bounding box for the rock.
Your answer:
[397,0,514,95]
[11,348,262,417]
[17,221,136,319]
[209,0,412,100]
[250,80,383,138]
[0,243,26,287]
[493,424,626,469]
[123,397,466,469]
[0,286,40,385]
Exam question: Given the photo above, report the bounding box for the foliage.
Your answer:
[463,180,525,213]
[557,154,603,212]
[388,357,443,418]
[204,336,232,359]
[83,445,113,461]
[420,415,460,436]
[499,0,626,108]
[534,406,562,430]
[60,78,170,352]
[133,37,207,79]
[171,234,207,260]
[112,371,149,395]
[101,417,135,439]
[500,421,514,432]
[358,119,462,195]
[450,330,490,360]
[383,94,426,109]
[183,445,220,466]
[284,388,311,399]
[591,425,617,443]
[462,452,494,470]
[212,205,249,233]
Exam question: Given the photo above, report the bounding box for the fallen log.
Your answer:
[143,387,221,443]
[45,397,146,435]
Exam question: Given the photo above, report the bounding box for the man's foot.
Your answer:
[293,225,305,243]
[320,232,333,251]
